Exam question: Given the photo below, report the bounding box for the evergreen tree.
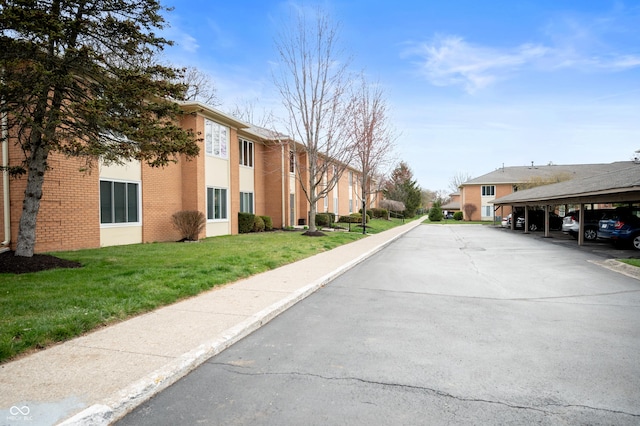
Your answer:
[0,0,199,257]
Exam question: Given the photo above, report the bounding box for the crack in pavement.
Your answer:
[211,365,640,419]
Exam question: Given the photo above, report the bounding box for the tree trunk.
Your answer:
[15,145,48,257]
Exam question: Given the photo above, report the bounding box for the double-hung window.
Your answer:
[240,192,254,214]
[100,180,140,224]
[481,185,495,196]
[207,187,228,220]
[204,119,228,158]
[239,139,253,167]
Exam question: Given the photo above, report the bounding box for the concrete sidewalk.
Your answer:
[1,219,423,426]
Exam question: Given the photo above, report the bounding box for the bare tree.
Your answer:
[273,7,354,234]
[179,66,220,106]
[348,73,396,232]
[228,97,275,128]
[449,171,472,194]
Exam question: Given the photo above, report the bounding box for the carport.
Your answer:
[492,164,640,246]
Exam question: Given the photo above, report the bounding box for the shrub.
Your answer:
[316,213,330,227]
[260,215,273,231]
[171,210,206,241]
[338,213,368,224]
[453,211,463,221]
[428,205,444,221]
[238,212,255,234]
[371,208,388,219]
[253,215,265,232]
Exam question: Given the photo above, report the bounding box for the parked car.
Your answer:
[501,214,512,228]
[516,210,563,231]
[561,209,615,241]
[599,208,640,249]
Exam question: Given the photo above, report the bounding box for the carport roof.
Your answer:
[492,162,640,206]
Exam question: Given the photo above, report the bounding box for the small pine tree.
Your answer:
[428,203,444,222]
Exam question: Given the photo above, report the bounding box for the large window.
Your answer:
[239,139,253,167]
[289,150,295,173]
[481,185,495,196]
[207,187,228,220]
[482,205,492,217]
[100,180,139,224]
[204,119,228,158]
[240,192,254,214]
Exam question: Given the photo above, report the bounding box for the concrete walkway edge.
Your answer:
[59,220,422,425]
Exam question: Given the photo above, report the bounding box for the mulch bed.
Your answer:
[0,250,82,274]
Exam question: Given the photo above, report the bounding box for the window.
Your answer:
[482,206,492,217]
[207,187,228,220]
[289,150,295,173]
[481,185,495,196]
[240,192,254,214]
[100,180,139,224]
[349,171,353,186]
[239,139,253,167]
[204,119,228,158]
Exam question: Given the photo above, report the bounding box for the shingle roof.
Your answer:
[492,163,640,205]
[462,162,633,185]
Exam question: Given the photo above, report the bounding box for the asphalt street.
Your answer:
[118,224,640,425]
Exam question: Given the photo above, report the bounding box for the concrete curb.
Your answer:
[589,258,640,281]
[59,222,420,425]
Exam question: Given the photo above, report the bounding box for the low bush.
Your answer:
[253,215,265,232]
[371,208,388,219]
[238,212,255,234]
[338,213,369,224]
[171,210,206,241]
[316,213,330,227]
[453,211,463,221]
[260,215,273,231]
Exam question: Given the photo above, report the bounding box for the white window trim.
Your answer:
[99,179,142,228]
[205,119,229,159]
[207,187,229,221]
[240,191,255,214]
[239,138,254,168]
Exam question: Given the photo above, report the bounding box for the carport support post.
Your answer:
[523,207,530,234]
[544,205,550,238]
[577,203,585,246]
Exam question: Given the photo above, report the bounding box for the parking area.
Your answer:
[493,224,640,260]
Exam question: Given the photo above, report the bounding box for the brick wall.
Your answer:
[3,141,100,253]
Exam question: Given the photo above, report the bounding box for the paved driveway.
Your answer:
[119,224,640,425]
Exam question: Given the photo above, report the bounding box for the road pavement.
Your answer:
[117,224,640,425]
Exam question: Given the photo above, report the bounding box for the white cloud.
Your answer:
[403,35,549,93]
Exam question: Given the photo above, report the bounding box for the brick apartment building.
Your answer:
[0,101,371,253]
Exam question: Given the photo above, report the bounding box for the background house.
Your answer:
[459,162,631,221]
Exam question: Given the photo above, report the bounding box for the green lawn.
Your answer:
[620,259,640,268]
[0,218,407,363]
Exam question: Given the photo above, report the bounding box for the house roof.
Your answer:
[462,162,633,186]
[177,101,250,130]
[492,163,640,206]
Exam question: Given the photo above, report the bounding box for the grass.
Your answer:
[620,259,640,268]
[0,218,408,363]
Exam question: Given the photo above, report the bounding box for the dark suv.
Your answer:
[599,207,640,249]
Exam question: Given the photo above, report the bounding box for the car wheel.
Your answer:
[529,223,538,232]
[584,228,597,241]
[633,235,640,251]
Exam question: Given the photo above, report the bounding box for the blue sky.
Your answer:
[158,0,640,192]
